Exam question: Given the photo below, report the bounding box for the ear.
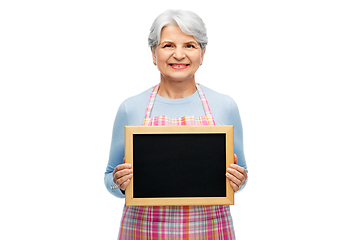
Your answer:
[151,46,157,65]
[200,48,206,65]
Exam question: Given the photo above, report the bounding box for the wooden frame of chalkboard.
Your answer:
[125,125,234,206]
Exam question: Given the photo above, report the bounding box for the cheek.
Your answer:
[156,56,168,65]
[191,58,202,67]
[190,52,202,63]
[155,50,169,64]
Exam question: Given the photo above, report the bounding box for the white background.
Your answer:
[1,0,352,239]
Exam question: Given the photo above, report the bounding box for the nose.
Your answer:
[173,47,185,60]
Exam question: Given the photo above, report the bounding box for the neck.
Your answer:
[158,77,197,99]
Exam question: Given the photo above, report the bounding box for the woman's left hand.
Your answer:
[226,154,248,192]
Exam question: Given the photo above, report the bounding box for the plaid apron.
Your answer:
[118,84,235,239]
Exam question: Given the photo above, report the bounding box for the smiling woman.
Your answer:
[104,9,248,240]
[152,25,205,98]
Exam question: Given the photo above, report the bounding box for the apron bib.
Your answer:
[118,84,235,239]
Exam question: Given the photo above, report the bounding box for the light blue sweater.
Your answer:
[104,84,248,198]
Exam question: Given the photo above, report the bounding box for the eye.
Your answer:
[163,44,172,48]
[186,44,195,49]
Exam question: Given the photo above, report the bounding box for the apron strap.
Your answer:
[144,84,160,119]
[195,83,214,119]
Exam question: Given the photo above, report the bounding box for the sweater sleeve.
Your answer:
[227,96,248,192]
[104,102,128,198]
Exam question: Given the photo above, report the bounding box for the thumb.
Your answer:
[123,157,126,163]
[234,154,238,165]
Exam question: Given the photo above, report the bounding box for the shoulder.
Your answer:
[121,87,153,108]
[199,84,238,109]
[116,87,153,125]
[198,84,240,125]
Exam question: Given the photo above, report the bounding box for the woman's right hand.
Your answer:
[112,157,133,191]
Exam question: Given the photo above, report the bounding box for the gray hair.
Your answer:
[148,9,208,51]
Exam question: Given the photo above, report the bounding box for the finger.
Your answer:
[113,163,132,182]
[230,180,239,192]
[113,169,133,185]
[116,174,133,189]
[226,172,241,187]
[113,162,131,177]
[113,166,132,184]
[116,173,133,186]
[229,164,247,177]
[234,154,238,165]
[228,166,248,188]
[116,163,132,171]
[119,179,131,191]
[114,168,133,180]
[123,157,126,163]
[227,167,246,182]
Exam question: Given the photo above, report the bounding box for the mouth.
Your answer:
[169,63,189,69]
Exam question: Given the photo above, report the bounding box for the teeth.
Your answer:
[171,64,187,67]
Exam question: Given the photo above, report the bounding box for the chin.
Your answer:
[162,74,195,83]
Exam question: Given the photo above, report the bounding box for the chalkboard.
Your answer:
[125,126,234,206]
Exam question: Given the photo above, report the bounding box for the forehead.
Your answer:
[160,25,197,43]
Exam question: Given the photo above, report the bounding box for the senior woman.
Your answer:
[104,9,248,239]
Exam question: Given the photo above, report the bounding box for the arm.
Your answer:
[104,102,129,198]
[225,97,248,192]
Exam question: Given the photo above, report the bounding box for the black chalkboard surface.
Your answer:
[125,126,234,206]
[133,133,226,198]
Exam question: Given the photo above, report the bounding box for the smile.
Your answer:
[169,64,189,69]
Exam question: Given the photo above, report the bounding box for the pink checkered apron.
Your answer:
[118,84,235,239]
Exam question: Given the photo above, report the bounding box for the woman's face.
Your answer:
[152,25,205,83]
